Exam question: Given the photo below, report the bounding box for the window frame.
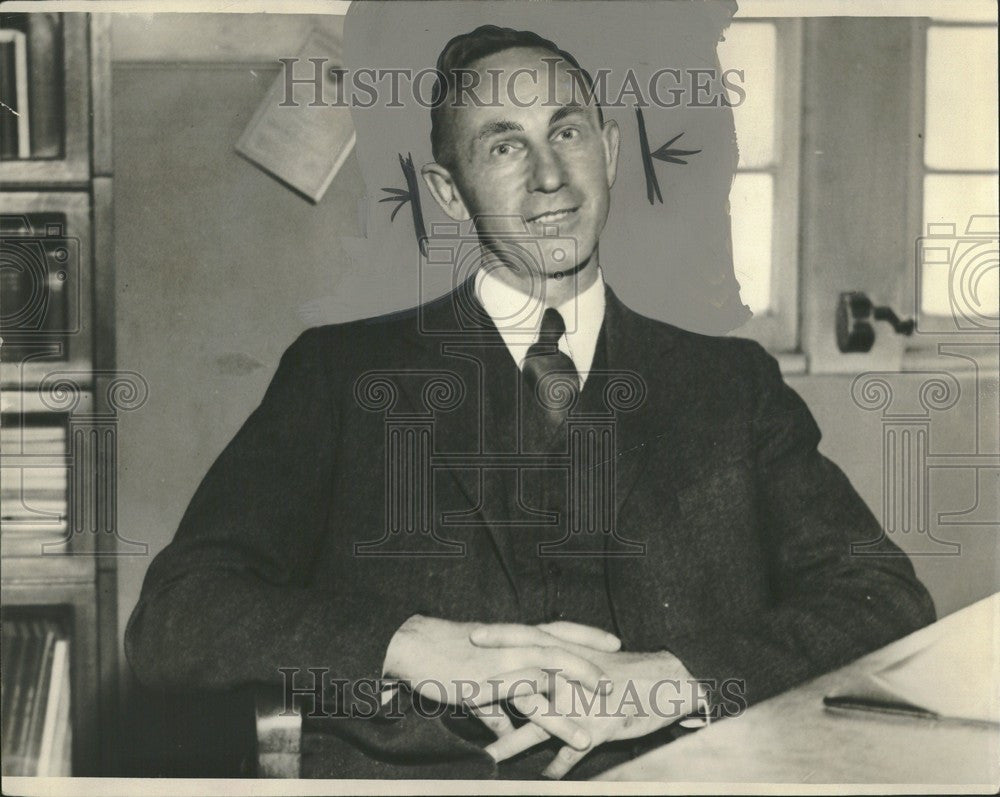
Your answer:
[904,14,999,362]
[724,18,804,355]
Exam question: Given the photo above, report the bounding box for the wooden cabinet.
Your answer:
[1,13,116,776]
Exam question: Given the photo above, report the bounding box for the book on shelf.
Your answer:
[21,621,56,770]
[1,496,68,538]
[1,426,67,452]
[1,621,25,761]
[1,493,68,512]
[0,617,72,776]
[1,424,69,539]
[37,639,71,775]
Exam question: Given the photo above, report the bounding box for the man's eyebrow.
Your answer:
[549,103,591,126]
[476,120,524,141]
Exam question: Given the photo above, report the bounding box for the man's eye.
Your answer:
[491,142,515,157]
[556,128,580,142]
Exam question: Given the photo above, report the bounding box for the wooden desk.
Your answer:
[599,593,1000,788]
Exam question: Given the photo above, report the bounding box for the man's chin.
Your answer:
[542,248,597,279]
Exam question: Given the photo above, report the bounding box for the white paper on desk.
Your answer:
[830,598,1000,724]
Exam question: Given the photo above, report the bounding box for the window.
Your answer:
[917,12,998,330]
[718,19,802,351]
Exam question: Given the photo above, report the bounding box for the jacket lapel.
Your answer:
[600,287,684,531]
[395,278,520,588]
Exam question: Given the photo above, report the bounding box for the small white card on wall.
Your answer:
[236,29,355,203]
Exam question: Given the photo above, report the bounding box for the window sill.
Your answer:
[901,347,1000,374]
[776,352,808,375]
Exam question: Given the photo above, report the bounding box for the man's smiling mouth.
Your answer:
[527,207,579,223]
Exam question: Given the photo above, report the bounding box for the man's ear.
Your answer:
[421,162,471,221]
[601,119,622,189]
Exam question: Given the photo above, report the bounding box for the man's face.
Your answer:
[424,47,620,280]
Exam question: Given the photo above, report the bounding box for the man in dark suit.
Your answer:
[125,26,935,780]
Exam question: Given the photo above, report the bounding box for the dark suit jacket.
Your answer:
[125,281,935,778]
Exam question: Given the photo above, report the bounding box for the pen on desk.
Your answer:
[822,696,1000,729]
[822,695,939,720]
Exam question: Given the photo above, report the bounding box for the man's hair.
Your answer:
[430,25,604,169]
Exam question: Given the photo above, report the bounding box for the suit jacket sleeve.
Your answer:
[125,327,413,691]
[666,341,936,709]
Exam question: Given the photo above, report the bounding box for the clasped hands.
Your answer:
[383,615,700,779]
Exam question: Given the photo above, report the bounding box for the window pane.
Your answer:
[924,27,999,171]
[920,174,999,316]
[718,22,776,169]
[924,173,1000,227]
[931,2,998,23]
[730,172,774,314]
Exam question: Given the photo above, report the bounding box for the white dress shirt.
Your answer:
[474,266,606,387]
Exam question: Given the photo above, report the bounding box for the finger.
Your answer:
[486,657,608,701]
[536,621,621,652]
[471,705,516,738]
[470,623,550,648]
[535,647,612,694]
[482,667,556,702]
[542,743,589,780]
[485,721,550,763]
[509,694,591,751]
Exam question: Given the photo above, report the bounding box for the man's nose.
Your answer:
[528,146,566,194]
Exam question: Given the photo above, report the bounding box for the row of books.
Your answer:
[0,426,66,450]
[1,425,68,537]
[1,617,72,776]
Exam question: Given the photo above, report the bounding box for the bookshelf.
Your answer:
[1,12,116,776]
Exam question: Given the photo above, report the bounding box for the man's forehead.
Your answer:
[464,45,585,102]
[449,47,596,127]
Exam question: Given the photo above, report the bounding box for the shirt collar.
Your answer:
[474,266,606,385]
